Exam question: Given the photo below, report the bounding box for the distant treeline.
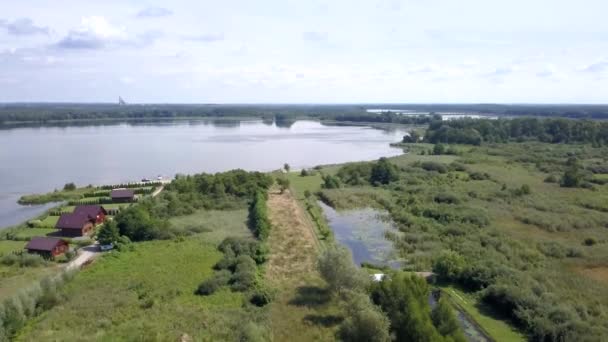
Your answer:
[3,103,608,125]
[366,103,608,119]
[0,104,365,124]
[425,117,608,145]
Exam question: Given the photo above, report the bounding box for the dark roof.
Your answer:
[56,212,92,229]
[73,205,107,216]
[25,237,66,251]
[56,205,106,230]
[110,189,134,199]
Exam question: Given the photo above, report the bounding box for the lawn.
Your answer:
[11,228,56,239]
[39,215,59,228]
[18,209,257,341]
[0,240,28,255]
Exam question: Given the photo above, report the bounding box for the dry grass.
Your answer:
[266,189,340,341]
[575,266,608,285]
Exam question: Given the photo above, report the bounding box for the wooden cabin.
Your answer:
[25,237,69,258]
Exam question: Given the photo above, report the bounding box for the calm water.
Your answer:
[0,119,406,228]
[319,201,403,268]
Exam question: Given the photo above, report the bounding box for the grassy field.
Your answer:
[17,208,259,341]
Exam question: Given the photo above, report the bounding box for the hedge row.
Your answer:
[248,191,270,240]
[99,181,162,190]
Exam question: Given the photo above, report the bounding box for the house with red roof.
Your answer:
[110,189,135,203]
[55,205,107,237]
[25,237,69,258]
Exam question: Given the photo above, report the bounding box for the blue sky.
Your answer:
[0,0,607,103]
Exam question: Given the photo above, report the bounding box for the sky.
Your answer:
[0,0,607,103]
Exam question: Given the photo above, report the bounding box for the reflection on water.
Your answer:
[318,201,403,268]
[0,119,407,228]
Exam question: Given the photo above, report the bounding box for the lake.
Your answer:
[0,119,406,228]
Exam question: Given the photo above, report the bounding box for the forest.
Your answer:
[425,117,608,145]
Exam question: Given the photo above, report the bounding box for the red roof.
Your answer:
[56,205,105,230]
[25,237,66,251]
[73,205,107,216]
[110,189,134,199]
[56,212,93,229]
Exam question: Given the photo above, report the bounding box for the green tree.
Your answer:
[317,246,368,294]
[284,163,291,172]
[371,272,449,341]
[432,297,467,342]
[63,182,76,191]
[338,291,391,342]
[97,220,120,245]
[322,175,341,189]
[561,158,582,188]
[433,143,446,155]
[433,250,465,280]
[370,158,398,185]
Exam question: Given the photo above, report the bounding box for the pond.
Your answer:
[0,119,407,228]
[318,201,403,268]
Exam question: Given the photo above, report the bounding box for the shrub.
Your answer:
[469,171,490,180]
[583,237,597,246]
[249,286,274,307]
[300,169,310,176]
[230,255,257,291]
[338,291,391,342]
[433,250,465,280]
[433,143,446,155]
[544,174,558,183]
[195,270,231,295]
[322,174,341,189]
[420,162,448,174]
[317,246,369,294]
[433,193,460,204]
[370,158,399,185]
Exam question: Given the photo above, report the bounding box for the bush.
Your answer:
[195,270,231,295]
[420,162,448,174]
[322,174,341,189]
[338,291,391,342]
[433,250,465,280]
[318,246,369,294]
[544,174,558,183]
[249,286,274,307]
[469,171,490,180]
[230,255,257,291]
[300,169,310,176]
[370,158,399,185]
[583,237,597,246]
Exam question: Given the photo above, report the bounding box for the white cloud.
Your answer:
[54,16,160,50]
[120,76,135,84]
[578,59,608,73]
[0,18,48,35]
[137,7,173,18]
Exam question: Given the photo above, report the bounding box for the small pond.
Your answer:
[318,201,403,268]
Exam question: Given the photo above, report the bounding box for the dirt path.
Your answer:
[66,244,101,271]
[266,189,319,286]
[266,189,338,341]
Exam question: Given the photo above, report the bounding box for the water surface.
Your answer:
[319,201,402,268]
[0,119,406,228]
